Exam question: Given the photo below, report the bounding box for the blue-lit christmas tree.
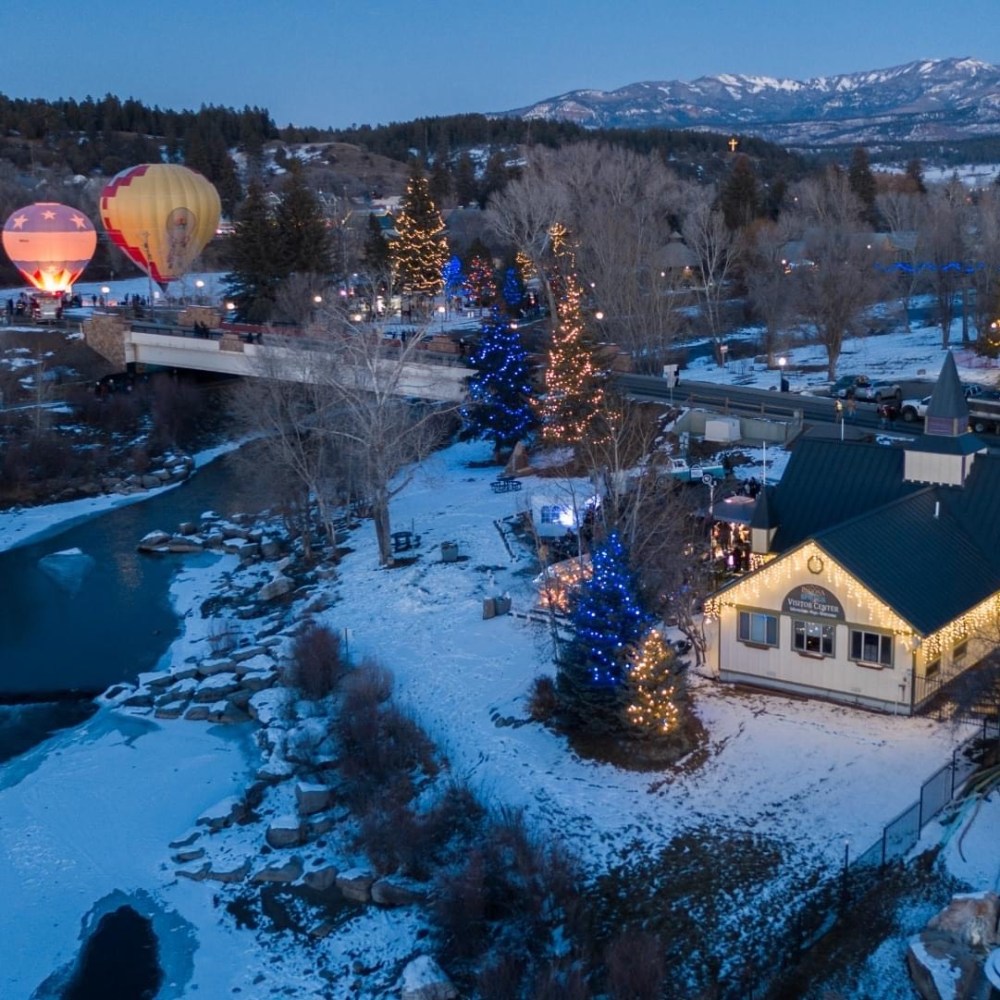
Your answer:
[463,308,536,454]
[570,530,653,687]
[442,255,464,303]
[557,530,654,734]
[502,267,524,310]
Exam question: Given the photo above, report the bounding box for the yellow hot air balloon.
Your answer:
[99,164,221,290]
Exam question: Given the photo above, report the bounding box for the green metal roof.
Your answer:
[769,438,921,552]
[815,487,1000,635]
[764,439,1000,635]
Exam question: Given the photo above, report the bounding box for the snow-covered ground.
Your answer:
[0,303,998,996]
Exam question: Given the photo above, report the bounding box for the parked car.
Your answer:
[900,395,931,422]
[853,379,902,403]
[665,456,726,482]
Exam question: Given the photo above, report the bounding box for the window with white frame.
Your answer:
[793,619,835,656]
[849,629,893,668]
[953,640,968,662]
[737,610,778,647]
[539,505,565,525]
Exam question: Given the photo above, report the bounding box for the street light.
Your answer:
[778,356,786,391]
[437,304,446,331]
[594,311,604,321]
[195,279,205,304]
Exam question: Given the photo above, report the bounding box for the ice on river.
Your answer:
[37,547,96,595]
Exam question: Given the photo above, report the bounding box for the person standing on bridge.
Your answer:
[846,396,857,421]
[835,398,844,422]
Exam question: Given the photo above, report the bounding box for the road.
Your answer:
[615,372,913,435]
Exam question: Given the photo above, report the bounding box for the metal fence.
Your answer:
[848,715,999,879]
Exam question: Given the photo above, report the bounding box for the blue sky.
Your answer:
[0,0,996,129]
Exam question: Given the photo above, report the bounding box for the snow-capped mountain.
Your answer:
[503,58,1000,147]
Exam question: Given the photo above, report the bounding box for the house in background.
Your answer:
[706,352,1000,715]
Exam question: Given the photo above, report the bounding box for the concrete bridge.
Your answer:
[83,315,470,403]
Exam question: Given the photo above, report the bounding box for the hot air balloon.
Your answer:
[99,164,221,290]
[2,202,98,293]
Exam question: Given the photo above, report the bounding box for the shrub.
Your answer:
[604,929,666,1000]
[527,675,558,722]
[287,624,342,699]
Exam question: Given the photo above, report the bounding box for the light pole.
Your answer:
[437,304,446,332]
[778,356,786,391]
[100,285,110,308]
[195,279,205,304]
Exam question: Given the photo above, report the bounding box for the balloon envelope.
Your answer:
[2,202,98,293]
[100,164,221,288]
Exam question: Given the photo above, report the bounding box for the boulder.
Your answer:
[197,796,247,833]
[172,846,205,864]
[175,864,210,882]
[122,691,154,709]
[193,673,241,702]
[168,829,201,849]
[166,536,204,554]
[231,645,269,664]
[233,652,273,675]
[140,474,162,490]
[228,688,253,710]
[137,530,170,551]
[907,930,987,1000]
[256,759,296,784]
[240,669,278,693]
[197,657,235,677]
[400,955,458,1000]
[137,670,174,691]
[295,782,333,816]
[266,816,305,848]
[215,701,251,724]
[154,701,187,720]
[161,678,198,702]
[168,663,199,682]
[336,868,375,903]
[251,857,304,884]
[928,892,1000,950]
[261,539,283,560]
[206,859,251,884]
[371,877,429,908]
[303,864,338,893]
[257,575,295,601]
[184,704,211,722]
[178,521,199,536]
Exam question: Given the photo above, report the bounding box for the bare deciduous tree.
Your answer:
[681,189,739,363]
[787,170,884,378]
[915,182,969,349]
[743,219,795,367]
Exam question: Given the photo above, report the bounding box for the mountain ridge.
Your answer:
[501,58,1000,148]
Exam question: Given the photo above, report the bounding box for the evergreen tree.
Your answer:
[905,158,928,195]
[623,631,685,739]
[391,164,449,301]
[275,162,333,276]
[559,531,653,733]
[502,266,524,310]
[223,179,281,322]
[464,254,496,306]
[536,235,605,445]
[362,213,392,279]
[848,146,878,227]
[453,152,478,207]
[442,255,465,302]
[464,308,536,453]
[429,158,452,207]
[720,154,760,230]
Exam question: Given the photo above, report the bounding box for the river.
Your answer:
[0,443,275,761]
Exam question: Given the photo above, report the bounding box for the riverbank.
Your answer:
[0,439,997,996]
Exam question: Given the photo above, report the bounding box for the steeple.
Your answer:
[904,352,985,487]
[924,351,969,438]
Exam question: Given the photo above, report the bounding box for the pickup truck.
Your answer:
[666,457,726,482]
[902,392,1000,433]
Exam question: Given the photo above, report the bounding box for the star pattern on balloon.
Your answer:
[41,210,57,221]
[70,214,87,229]
[11,214,27,229]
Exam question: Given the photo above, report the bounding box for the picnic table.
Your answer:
[490,476,522,494]
[391,530,420,553]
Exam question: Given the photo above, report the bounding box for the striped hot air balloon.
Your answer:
[100,164,221,290]
[2,202,98,293]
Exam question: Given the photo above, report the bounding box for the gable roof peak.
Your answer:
[925,351,970,430]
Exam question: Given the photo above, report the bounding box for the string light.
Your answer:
[625,631,681,735]
[392,169,449,299]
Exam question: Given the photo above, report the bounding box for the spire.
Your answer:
[924,352,969,438]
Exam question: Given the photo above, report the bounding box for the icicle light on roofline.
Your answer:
[921,593,1000,662]
[704,542,914,637]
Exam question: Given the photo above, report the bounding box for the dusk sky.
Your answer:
[1,0,997,130]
